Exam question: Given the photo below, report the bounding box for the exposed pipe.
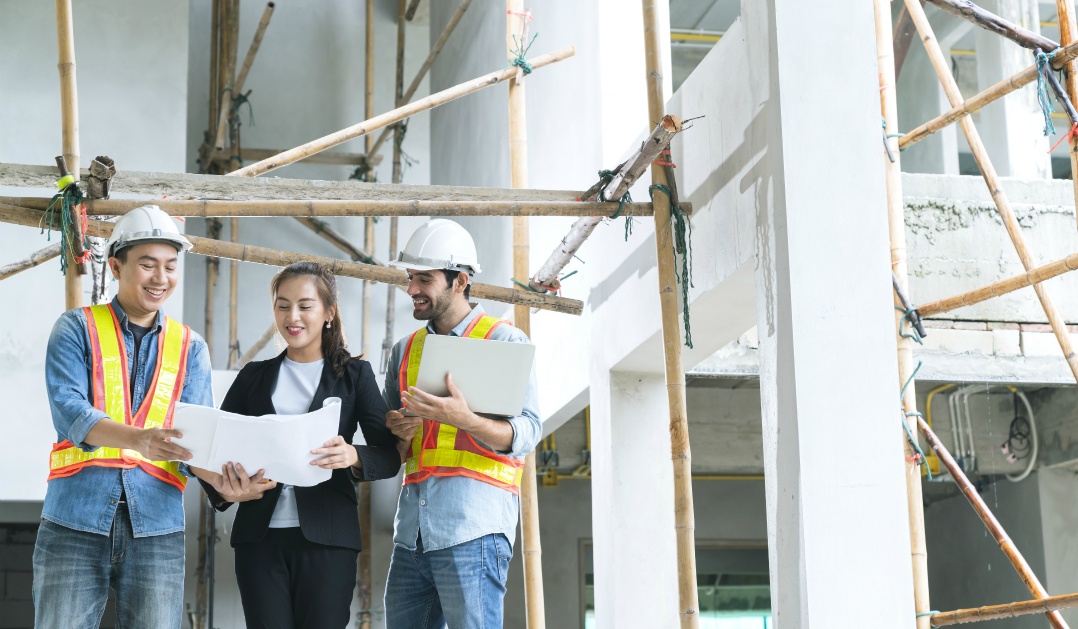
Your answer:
[1006,387,1039,483]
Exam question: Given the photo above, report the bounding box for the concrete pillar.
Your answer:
[589,370,678,628]
[1039,468,1078,626]
[976,0,1051,178]
[755,0,918,626]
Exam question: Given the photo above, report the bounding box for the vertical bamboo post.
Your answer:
[641,2,699,626]
[507,6,546,627]
[228,218,239,368]
[905,0,1078,389]
[383,0,407,374]
[209,0,221,149]
[874,2,931,626]
[1056,0,1078,229]
[55,0,81,309]
[907,1,1070,626]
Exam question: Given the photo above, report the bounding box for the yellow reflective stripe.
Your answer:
[436,424,457,450]
[89,305,127,424]
[50,445,184,479]
[405,328,427,391]
[143,318,185,430]
[467,315,501,340]
[420,448,523,486]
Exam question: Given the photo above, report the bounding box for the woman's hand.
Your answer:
[208,462,277,502]
[311,435,360,470]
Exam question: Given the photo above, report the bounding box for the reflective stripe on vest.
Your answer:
[48,304,191,491]
[399,314,525,494]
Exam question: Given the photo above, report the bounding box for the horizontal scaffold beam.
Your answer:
[1,196,681,219]
[0,163,581,203]
[0,203,583,316]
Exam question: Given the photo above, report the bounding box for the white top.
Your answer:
[267,356,324,528]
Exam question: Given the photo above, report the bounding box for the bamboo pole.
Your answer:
[507,3,546,627]
[918,250,1078,316]
[228,218,239,368]
[229,45,575,177]
[931,591,1078,626]
[899,39,1078,149]
[367,0,473,163]
[209,0,220,143]
[213,1,241,153]
[530,115,682,293]
[234,2,274,100]
[874,2,931,626]
[55,0,82,309]
[0,243,62,281]
[908,2,1073,625]
[1057,0,1078,231]
[214,147,378,167]
[9,197,668,218]
[915,414,1069,628]
[893,2,924,79]
[294,216,378,263]
[907,0,1078,387]
[925,0,1058,51]
[0,203,584,315]
[236,322,276,368]
[641,2,698,627]
[383,0,407,374]
[405,0,421,21]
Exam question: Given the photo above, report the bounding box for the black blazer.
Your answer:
[197,352,400,551]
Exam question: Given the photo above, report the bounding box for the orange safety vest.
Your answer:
[48,304,191,491]
[400,314,526,494]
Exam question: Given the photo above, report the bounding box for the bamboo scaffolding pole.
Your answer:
[234,3,274,103]
[55,0,82,309]
[237,322,276,368]
[931,590,1078,626]
[899,39,1078,149]
[212,1,240,153]
[925,0,1058,51]
[214,148,379,167]
[530,116,682,293]
[893,2,924,79]
[875,2,932,626]
[1057,0,1078,231]
[0,243,62,281]
[294,216,377,263]
[507,3,546,627]
[641,2,698,627]
[908,2,1072,626]
[367,0,473,163]
[0,203,584,315]
[907,0,1078,388]
[6,196,669,218]
[918,250,1078,316]
[209,0,220,143]
[405,0,421,21]
[383,0,406,374]
[228,218,239,368]
[915,414,1069,628]
[230,45,575,177]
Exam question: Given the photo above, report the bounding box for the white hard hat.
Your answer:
[389,219,481,275]
[106,204,192,258]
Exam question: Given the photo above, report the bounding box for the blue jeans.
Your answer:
[384,533,511,629]
[32,505,185,629]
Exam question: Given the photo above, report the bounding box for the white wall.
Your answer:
[0,0,190,502]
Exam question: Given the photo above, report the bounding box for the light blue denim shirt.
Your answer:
[42,297,213,537]
[384,304,541,552]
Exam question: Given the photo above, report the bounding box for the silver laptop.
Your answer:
[408,334,536,417]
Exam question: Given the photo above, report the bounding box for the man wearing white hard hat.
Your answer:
[33,205,213,628]
[381,219,541,628]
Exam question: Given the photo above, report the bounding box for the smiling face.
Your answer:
[274,275,334,362]
[109,242,180,327]
[406,270,460,321]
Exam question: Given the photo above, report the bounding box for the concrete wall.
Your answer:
[0,0,190,503]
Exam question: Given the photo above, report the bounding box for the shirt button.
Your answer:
[419,499,426,506]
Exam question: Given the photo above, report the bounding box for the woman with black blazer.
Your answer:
[191,262,400,629]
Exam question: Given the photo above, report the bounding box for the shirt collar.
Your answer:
[426,303,485,337]
[110,296,164,332]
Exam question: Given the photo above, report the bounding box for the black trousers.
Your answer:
[234,528,359,629]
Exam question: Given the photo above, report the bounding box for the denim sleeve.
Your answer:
[45,310,108,452]
[180,332,214,407]
[492,326,542,458]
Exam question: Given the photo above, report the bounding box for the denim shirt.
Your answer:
[42,297,213,537]
[384,304,541,552]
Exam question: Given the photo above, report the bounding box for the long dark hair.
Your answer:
[270,262,359,377]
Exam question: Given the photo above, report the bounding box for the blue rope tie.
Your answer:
[1036,48,1061,137]
[649,183,694,349]
[42,182,87,275]
[508,32,538,76]
[896,306,924,345]
[899,360,932,480]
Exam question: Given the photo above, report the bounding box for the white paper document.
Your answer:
[172,398,345,487]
